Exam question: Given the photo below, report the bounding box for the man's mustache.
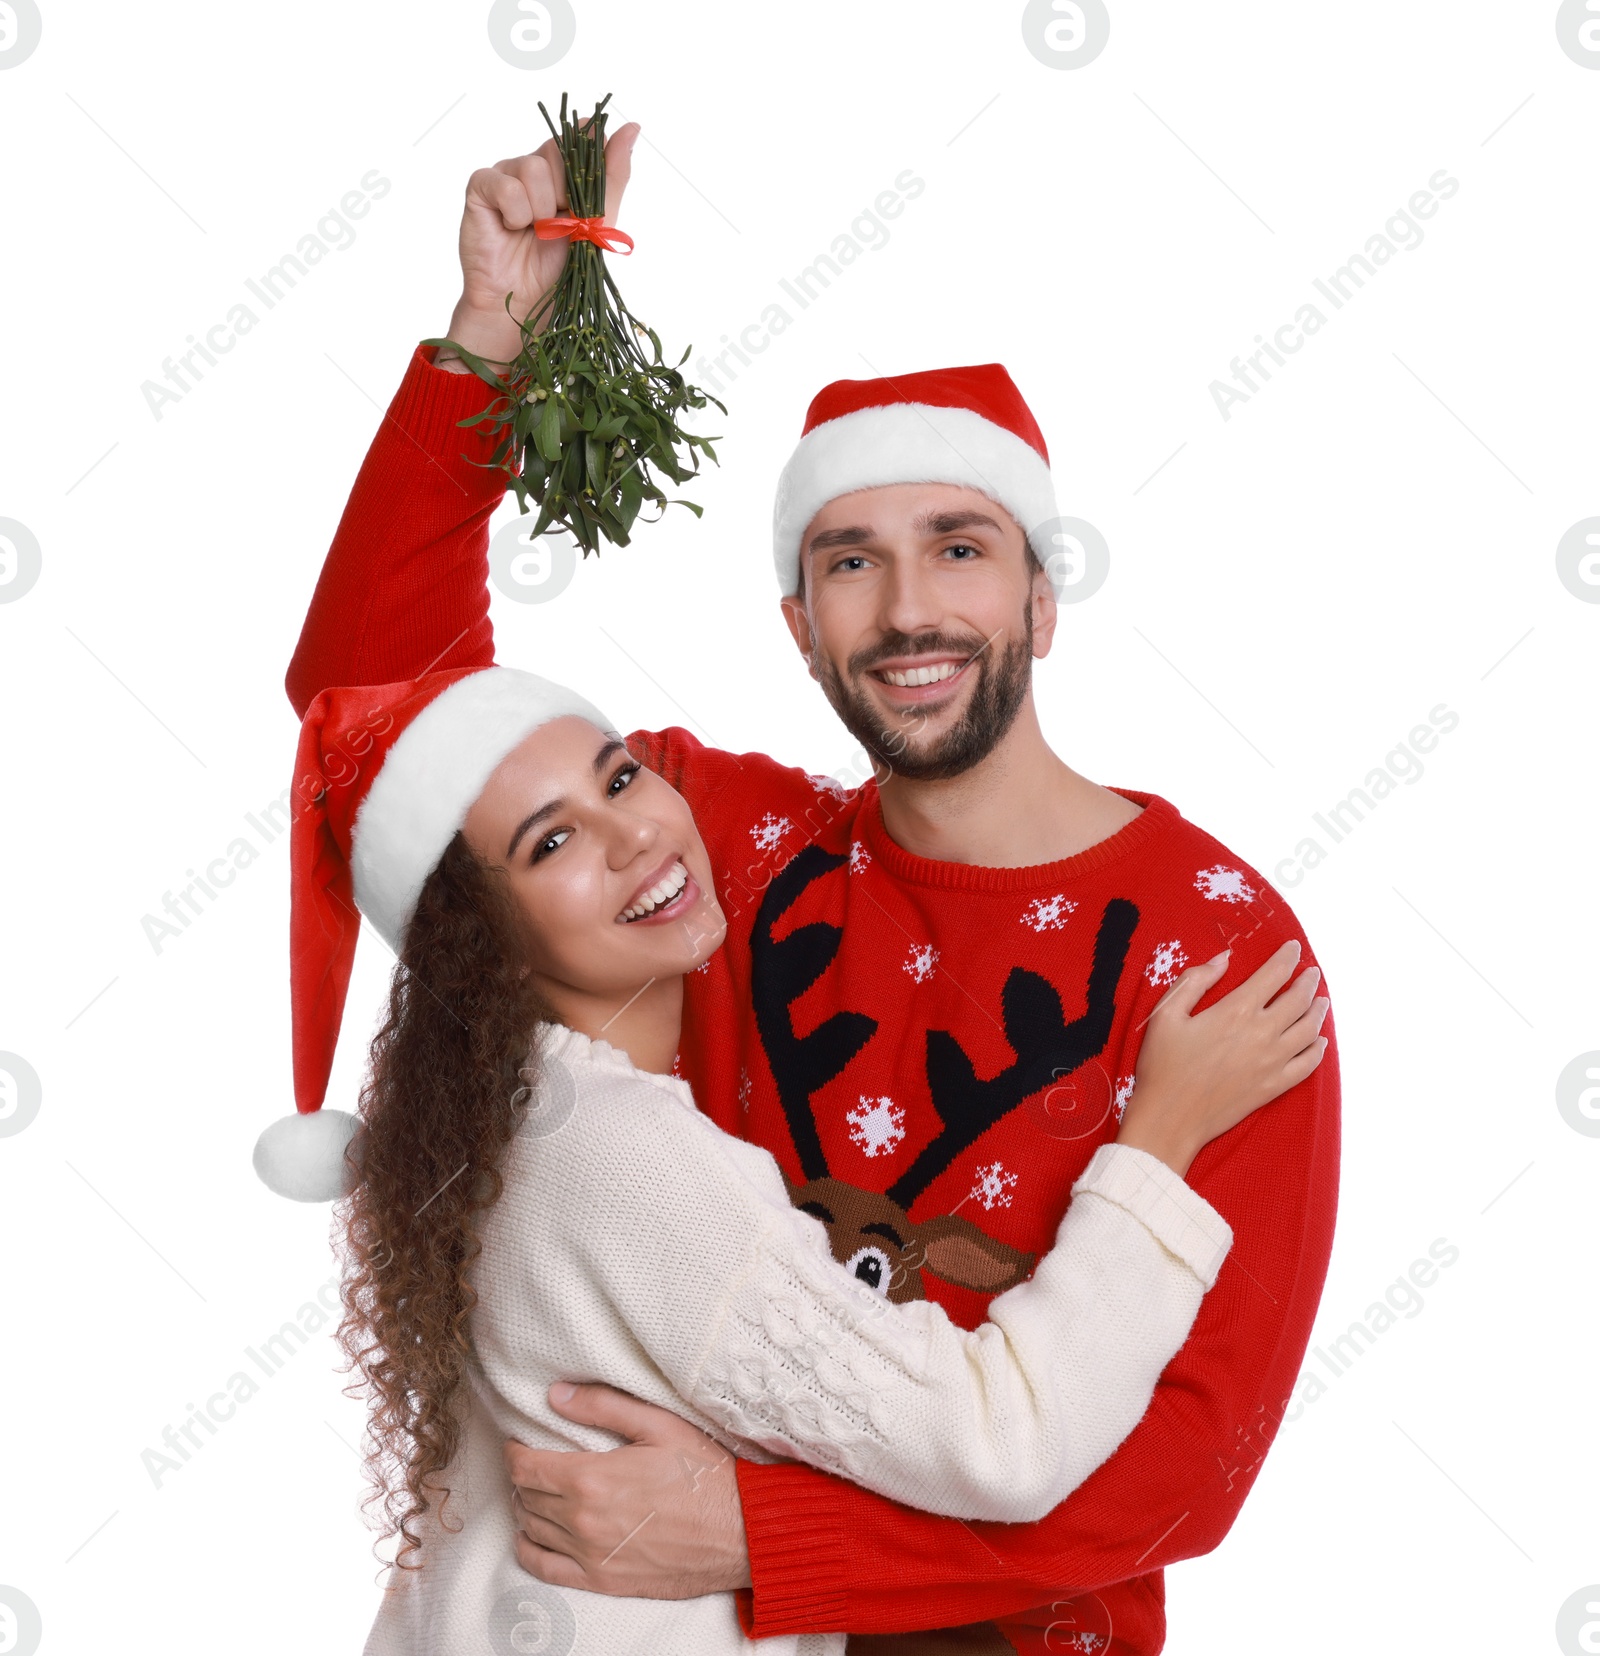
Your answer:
[847,631,996,677]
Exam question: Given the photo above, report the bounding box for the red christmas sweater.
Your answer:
[287,347,1341,1656]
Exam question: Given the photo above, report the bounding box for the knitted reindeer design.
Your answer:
[751,846,1141,1304]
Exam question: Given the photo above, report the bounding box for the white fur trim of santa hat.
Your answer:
[350,667,613,951]
[771,402,1060,595]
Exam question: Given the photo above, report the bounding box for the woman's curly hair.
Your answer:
[334,831,552,1565]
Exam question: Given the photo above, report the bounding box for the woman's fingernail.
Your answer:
[1209,949,1230,964]
[550,1382,576,1405]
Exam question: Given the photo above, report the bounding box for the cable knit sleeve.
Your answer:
[535,1059,1231,1527]
[685,1141,1229,1524]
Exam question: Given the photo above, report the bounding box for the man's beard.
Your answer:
[814,610,1034,782]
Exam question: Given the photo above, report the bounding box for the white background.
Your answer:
[1,3,1597,1652]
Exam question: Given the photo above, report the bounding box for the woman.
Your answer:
[253,665,1328,1656]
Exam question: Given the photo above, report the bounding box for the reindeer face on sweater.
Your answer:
[784,1174,1035,1303]
[750,844,1140,1304]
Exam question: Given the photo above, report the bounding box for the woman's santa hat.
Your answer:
[770,363,1059,595]
[253,666,611,1202]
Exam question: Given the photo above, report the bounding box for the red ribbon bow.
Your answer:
[533,214,634,254]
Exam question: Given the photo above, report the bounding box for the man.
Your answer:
[286,121,1339,1655]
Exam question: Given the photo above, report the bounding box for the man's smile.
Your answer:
[864,650,979,705]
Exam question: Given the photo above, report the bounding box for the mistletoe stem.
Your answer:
[428,93,723,553]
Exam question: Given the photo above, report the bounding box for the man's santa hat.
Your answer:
[253,666,611,1202]
[770,363,1059,595]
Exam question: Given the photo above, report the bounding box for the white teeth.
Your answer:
[621,860,688,921]
[883,662,959,688]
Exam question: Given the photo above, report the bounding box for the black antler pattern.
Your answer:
[750,846,878,1181]
[886,898,1140,1207]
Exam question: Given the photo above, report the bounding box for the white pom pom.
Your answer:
[253,1110,360,1202]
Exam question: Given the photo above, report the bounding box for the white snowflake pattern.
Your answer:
[903,943,940,984]
[807,772,851,799]
[969,1160,1018,1211]
[1021,893,1078,932]
[1113,1074,1136,1122]
[1194,863,1258,904]
[693,959,711,974]
[737,1068,753,1113]
[1145,939,1189,988]
[847,1095,907,1159]
[848,839,872,874]
[749,813,792,853]
[1059,1637,1106,1654]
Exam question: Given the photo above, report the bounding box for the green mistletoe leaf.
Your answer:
[432,93,722,557]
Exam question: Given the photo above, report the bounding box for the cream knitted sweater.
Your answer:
[362,1023,1232,1656]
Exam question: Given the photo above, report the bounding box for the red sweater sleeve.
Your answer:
[734,957,1341,1641]
[285,346,507,717]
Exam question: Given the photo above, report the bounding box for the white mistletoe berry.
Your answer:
[847,1095,906,1158]
[1194,863,1257,904]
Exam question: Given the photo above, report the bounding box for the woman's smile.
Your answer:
[618,856,695,923]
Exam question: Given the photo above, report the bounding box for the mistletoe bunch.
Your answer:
[427,94,723,554]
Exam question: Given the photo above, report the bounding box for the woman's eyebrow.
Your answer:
[506,743,629,859]
[507,799,562,860]
[591,738,628,775]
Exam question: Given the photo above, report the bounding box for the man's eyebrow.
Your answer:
[506,740,630,860]
[807,523,877,554]
[807,509,1004,559]
[911,508,1004,536]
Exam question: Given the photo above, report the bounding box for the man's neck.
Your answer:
[875,695,1143,870]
